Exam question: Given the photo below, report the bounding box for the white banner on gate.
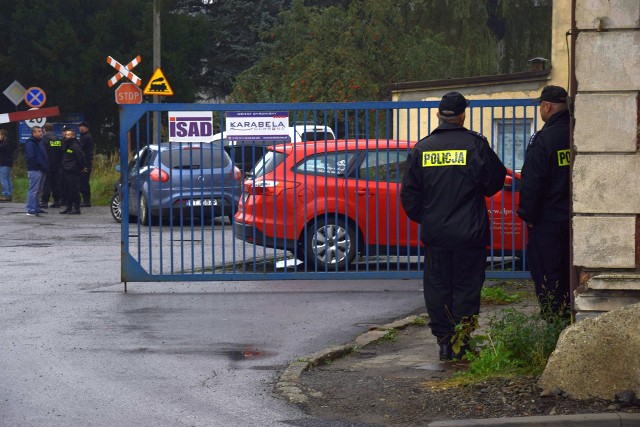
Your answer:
[168,111,214,142]
[225,111,289,141]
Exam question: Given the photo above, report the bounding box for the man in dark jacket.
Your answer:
[24,126,49,216]
[78,121,94,207]
[0,129,16,201]
[517,85,571,319]
[41,123,64,208]
[401,92,506,361]
[60,128,86,215]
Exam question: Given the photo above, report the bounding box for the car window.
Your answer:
[357,150,409,182]
[250,150,287,178]
[298,132,333,142]
[294,151,355,176]
[129,148,149,175]
[159,146,229,169]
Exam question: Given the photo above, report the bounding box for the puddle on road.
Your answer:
[215,347,277,361]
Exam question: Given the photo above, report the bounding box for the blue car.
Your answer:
[111,141,242,225]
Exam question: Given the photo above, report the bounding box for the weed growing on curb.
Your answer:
[458,308,570,381]
[410,316,427,326]
[381,329,399,342]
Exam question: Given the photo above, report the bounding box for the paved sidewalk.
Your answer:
[277,285,640,426]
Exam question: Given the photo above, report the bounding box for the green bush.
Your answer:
[459,308,570,380]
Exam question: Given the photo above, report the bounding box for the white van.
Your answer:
[211,124,335,144]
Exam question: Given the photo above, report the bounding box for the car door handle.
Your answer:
[357,189,374,195]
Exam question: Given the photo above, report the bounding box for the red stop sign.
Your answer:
[115,82,142,104]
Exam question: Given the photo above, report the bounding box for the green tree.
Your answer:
[231,0,551,103]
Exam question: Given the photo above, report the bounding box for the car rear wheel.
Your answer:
[110,193,122,223]
[305,217,357,270]
[139,193,150,226]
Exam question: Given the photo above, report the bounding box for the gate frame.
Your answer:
[119,101,532,285]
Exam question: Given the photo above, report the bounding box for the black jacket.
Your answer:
[61,137,86,173]
[79,131,94,168]
[0,135,16,167]
[43,130,64,169]
[401,123,506,249]
[517,109,570,224]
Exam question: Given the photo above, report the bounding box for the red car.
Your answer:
[234,139,524,270]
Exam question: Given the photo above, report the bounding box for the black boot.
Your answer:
[438,341,452,361]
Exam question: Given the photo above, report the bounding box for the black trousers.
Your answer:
[80,166,91,203]
[41,168,62,204]
[423,246,486,343]
[62,171,81,210]
[526,221,570,317]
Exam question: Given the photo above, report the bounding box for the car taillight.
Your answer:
[150,167,169,182]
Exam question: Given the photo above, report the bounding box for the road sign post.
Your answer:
[115,83,142,104]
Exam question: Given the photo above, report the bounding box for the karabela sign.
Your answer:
[225,111,289,141]
[168,111,214,142]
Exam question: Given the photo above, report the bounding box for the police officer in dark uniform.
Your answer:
[41,123,64,208]
[59,128,86,215]
[78,121,94,207]
[517,85,571,319]
[401,92,506,361]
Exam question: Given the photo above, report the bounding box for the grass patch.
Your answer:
[480,285,523,305]
[9,151,120,206]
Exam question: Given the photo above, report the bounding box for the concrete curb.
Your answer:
[428,412,640,426]
[275,314,423,404]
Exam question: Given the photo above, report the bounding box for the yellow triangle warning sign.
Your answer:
[143,68,174,96]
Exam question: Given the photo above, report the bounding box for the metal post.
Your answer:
[152,0,161,145]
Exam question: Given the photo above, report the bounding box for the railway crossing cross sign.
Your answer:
[107,55,142,87]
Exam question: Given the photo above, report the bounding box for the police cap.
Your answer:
[438,92,469,117]
[534,85,568,104]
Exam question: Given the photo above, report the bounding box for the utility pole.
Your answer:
[152,0,161,145]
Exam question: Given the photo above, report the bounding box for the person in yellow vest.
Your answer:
[59,128,86,215]
[41,123,64,208]
[401,92,507,361]
[517,85,572,320]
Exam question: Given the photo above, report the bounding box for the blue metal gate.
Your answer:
[119,100,536,283]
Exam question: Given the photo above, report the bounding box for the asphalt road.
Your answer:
[0,202,425,426]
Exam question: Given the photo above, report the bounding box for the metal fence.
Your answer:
[119,100,536,283]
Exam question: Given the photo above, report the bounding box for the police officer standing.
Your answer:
[517,85,571,319]
[41,123,64,208]
[401,92,506,361]
[59,128,86,215]
[78,121,94,207]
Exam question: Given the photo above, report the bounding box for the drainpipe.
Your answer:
[569,0,578,313]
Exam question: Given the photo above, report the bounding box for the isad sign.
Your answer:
[168,111,214,142]
[115,82,142,104]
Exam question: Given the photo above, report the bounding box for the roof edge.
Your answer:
[387,69,551,93]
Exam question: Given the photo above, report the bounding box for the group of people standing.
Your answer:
[401,86,571,361]
[23,121,93,216]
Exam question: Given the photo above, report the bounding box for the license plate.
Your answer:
[188,199,217,207]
